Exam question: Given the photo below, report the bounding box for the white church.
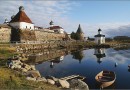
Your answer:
[47,20,64,34]
[9,6,34,30]
[94,28,105,45]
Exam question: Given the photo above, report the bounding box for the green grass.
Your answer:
[0,44,60,90]
[0,67,60,90]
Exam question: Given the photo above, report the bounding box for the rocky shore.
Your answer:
[8,57,89,89]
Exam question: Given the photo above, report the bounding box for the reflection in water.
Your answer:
[33,48,130,89]
[115,62,118,67]
[94,48,106,64]
[50,56,64,68]
[128,68,130,72]
[71,50,84,63]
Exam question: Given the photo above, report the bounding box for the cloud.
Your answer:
[0,1,130,37]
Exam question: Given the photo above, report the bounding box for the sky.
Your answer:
[0,0,130,38]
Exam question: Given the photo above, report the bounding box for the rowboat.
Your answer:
[95,70,116,88]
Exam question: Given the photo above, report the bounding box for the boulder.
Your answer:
[15,65,21,69]
[46,76,58,82]
[47,79,55,85]
[26,70,41,78]
[69,79,89,90]
[58,79,70,88]
[36,77,47,82]
[25,64,31,70]
[30,65,36,70]
[26,77,36,81]
[21,68,28,72]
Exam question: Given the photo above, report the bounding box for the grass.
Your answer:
[0,46,16,59]
[0,44,60,90]
[0,68,60,90]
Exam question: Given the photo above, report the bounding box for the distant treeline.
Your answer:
[88,36,130,43]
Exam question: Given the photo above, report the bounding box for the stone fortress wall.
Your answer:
[0,25,11,43]
[0,26,65,43]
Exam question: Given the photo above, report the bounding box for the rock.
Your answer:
[26,77,36,81]
[46,76,58,82]
[21,68,28,72]
[30,65,36,70]
[69,79,89,90]
[15,65,21,69]
[11,65,15,69]
[58,79,70,88]
[52,76,58,82]
[47,79,55,85]
[36,77,47,82]
[26,70,41,78]
[25,64,31,71]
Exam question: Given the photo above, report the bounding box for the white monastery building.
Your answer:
[9,6,34,30]
[94,28,105,45]
[48,20,64,34]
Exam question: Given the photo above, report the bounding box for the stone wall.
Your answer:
[35,30,65,41]
[0,27,11,42]
[0,27,66,43]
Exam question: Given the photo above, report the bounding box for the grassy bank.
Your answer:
[0,44,60,90]
[0,68,60,90]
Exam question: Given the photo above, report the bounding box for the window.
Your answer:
[26,26,27,29]
[30,27,31,29]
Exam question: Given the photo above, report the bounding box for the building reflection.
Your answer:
[94,48,106,64]
[71,50,84,63]
[50,55,64,68]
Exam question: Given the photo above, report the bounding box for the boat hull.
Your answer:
[95,71,116,88]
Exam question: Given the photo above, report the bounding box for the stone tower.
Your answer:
[76,24,84,40]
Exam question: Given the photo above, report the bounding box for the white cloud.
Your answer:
[0,1,130,37]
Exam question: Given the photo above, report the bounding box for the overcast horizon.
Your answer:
[0,0,130,38]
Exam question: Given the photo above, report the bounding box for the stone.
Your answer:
[24,64,31,71]
[15,65,21,69]
[69,79,89,90]
[47,79,55,85]
[21,68,28,72]
[52,76,58,82]
[26,77,36,81]
[46,76,58,82]
[30,65,36,70]
[36,77,47,82]
[58,79,70,88]
[26,70,41,78]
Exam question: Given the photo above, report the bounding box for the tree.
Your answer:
[71,32,76,40]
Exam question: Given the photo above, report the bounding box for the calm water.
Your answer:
[35,48,130,89]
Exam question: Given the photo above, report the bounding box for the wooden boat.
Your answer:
[95,70,116,88]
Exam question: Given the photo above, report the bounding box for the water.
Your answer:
[34,48,130,89]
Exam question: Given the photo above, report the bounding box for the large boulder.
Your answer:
[24,64,31,71]
[69,79,89,90]
[47,79,55,85]
[46,76,58,82]
[26,77,36,81]
[15,64,21,69]
[26,70,41,78]
[30,65,36,70]
[21,68,28,72]
[36,77,47,82]
[58,79,70,88]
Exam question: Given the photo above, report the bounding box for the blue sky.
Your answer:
[0,0,130,37]
[69,1,130,23]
